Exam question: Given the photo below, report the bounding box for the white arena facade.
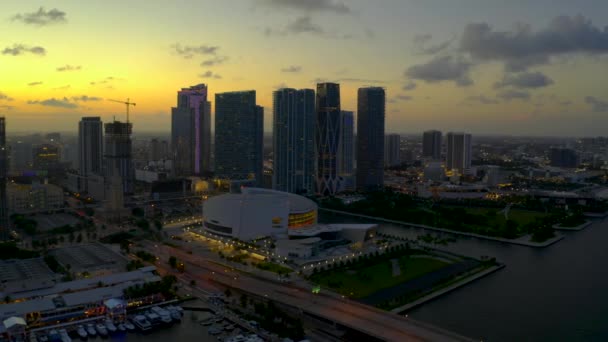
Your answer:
[202,188,318,240]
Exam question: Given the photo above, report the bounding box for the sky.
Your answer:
[1,0,608,136]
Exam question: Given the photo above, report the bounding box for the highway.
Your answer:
[145,241,474,342]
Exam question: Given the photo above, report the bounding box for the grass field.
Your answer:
[461,207,547,226]
[310,256,449,298]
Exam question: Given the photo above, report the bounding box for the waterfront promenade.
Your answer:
[320,208,564,247]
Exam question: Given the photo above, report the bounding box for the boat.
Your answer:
[48,330,61,342]
[95,323,108,337]
[123,320,136,332]
[76,325,87,340]
[105,319,117,334]
[85,324,96,337]
[132,315,152,332]
[224,324,235,331]
[208,327,222,335]
[151,307,173,325]
[145,311,162,326]
[38,335,50,342]
[117,323,126,332]
[58,329,72,342]
[200,319,213,326]
[29,332,38,342]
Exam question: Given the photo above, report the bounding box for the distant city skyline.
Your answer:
[1,1,608,136]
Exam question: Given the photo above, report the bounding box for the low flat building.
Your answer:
[0,258,60,294]
[7,181,64,212]
[0,266,160,324]
[49,243,128,278]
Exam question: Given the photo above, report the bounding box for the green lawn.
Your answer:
[461,207,547,226]
[310,256,449,298]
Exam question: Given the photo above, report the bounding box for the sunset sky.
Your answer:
[1,0,608,136]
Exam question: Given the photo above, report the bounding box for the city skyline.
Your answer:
[1,1,608,136]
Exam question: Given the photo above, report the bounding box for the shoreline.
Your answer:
[552,220,593,231]
[390,264,506,314]
[321,208,564,248]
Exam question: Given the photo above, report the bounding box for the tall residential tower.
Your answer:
[446,132,472,175]
[0,117,8,240]
[215,91,263,184]
[103,121,134,194]
[339,110,355,191]
[171,84,212,176]
[78,117,103,191]
[315,83,341,196]
[422,130,442,160]
[356,87,386,191]
[272,88,315,194]
[385,134,401,167]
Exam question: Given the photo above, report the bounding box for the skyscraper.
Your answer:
[550,148,579,168]
[171,84,212,176]
[272,88,315,194]
[446,132,472,174]
[315,83,341,196]
[356,87,386,191]
[385,134,401,167]
[103,121,134,194]
[78,117,103,180]
[422,130,442,160]
[215,91,263,184]
[0,117,8,240]
[339,110,355,191]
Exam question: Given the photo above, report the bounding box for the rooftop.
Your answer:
[49,243,127,273]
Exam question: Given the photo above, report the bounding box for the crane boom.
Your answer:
[108,98,136,123]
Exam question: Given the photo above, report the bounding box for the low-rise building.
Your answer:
[7,181,64,212]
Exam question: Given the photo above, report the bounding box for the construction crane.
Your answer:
[108,98,136,123]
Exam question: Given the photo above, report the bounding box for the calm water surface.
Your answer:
[328,213,608,342]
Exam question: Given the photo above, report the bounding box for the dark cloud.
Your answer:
[413,34,432,45]
[201,56,229,67]
[413,34,452,55]
[285,16,324,34]
[497,90,531,101]
[256,0,351,14]
[585,96,608,112]
[0,105,14,111]
[56,65,81,72]
[465,95,499,104]
[460,15,608,71]
[560,100,572,106]
[53,85,71,90]
[396,95,413,101]
[405,55,473,86]
[2,44,46,56]
[172,43,219,59]
[90,76,122,86]
[27,97,77,109]
[28,81,43,86]
[402,81,417,91]
[281,65,302,73]
[264,16,354,39]
[494,71,554,89]
[199,71,222,79]
[72,95,102,102]
[0,92,14,101]
[11,7,66,26]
